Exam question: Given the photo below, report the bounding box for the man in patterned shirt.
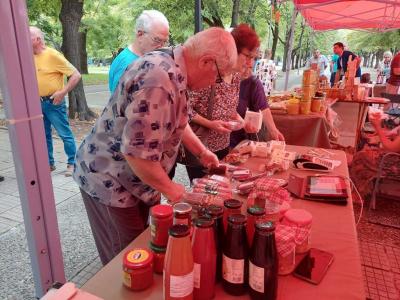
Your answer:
[73,27,238,265]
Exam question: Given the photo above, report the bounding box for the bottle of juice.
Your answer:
[164,224,194,300]
[222,214,248,296]
[249,221,278,300]
[205,205,224,282]
[192,217,217,300]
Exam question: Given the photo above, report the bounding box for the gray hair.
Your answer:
[135,10,169,33]
[183,27,237,74]
[29,26,45,41]
[384,51,393,58]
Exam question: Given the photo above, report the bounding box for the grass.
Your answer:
[82,73,108,86]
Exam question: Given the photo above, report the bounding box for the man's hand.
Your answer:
[209,120,232,133]
[165,183,185,203]
[51,90,66,105]
[199,149,219,169]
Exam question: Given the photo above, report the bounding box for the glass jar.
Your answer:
[264,200,280,224]
[122,248,154,291]
[249,222,278,300]
[164,224,194,300]
[282,209,312,254]
[275,224,296,275]
[173,202,193,227]
[205,205,224,282]
[278,201,291,221]
[222,214,248,296]
[150,204,173,247]
[149,242,166,274]
[246,206,265,247]
[300,100,311,115]
[223,199,242,232]
[311,97,322,112]
[192,217,217,300]
[287,100,300,115]
[278,247,295,275]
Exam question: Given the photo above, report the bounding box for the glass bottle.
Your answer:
[192,217,217,300]
[246,206,266,247]
[249,221,278,300]
[173,202,193,227]
[222,214,248,296]
[164,224,194,300]
[223,199,242,232]
[205,205,224,282]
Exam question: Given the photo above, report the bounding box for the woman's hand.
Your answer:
[198,149,219,169]
[270,129,285,141]
[209,120,232,133]
[369,112,383,130]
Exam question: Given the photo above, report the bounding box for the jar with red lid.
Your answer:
[122,248,154,291]
[173,202,193,227]
[150,204,173,247]
[281,209,312,254]
[223,199,242,232]
[149,242,166,274]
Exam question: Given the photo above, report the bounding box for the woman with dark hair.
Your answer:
[386,52,400,95]
[186,24,260,181]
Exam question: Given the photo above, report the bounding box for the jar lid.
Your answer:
[169,224,190,237]
[247,206,265,216]
[123,248,153,269]
[173,202,192,214]
[283,209,312,226]
[224,199,242,209]
[279,201,291,213]
[255,221,275,231]
[149,242,166,253]
[194,217,214,228]
[205,205,224,217]
[151,204,173,219]
[228,214,247,225]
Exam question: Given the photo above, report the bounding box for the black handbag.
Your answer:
[177,85,216,166]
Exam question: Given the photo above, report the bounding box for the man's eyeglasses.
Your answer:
[214,61,223,84]
[144,32,169,46]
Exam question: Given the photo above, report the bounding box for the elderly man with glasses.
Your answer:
[73,27,237,265]
[108,10,169,93]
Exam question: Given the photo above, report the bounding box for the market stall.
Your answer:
[82,144,365,300]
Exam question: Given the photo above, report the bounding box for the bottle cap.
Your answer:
[151,204,173,219]
[169,224,190,237]
[194,217,214,228]
[224,199,242,209]
[205,205,224,217]
[255,221,275,232]
[173,202,192,215]
[247,206,266,216]
[228,214,247,225]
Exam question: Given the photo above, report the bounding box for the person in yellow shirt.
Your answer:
[30,26,81,176]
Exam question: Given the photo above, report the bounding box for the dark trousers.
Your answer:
[185,147,230,182]
[80,189,150,265]
[330,72,336,87]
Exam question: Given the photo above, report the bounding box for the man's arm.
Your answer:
[51,70,81,104]
[124,155,185,202]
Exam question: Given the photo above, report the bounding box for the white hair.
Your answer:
[135,10,169,33]
[29,26,45,41]
[183,27,237,74]
[384,51,393,58]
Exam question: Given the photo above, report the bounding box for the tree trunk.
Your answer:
[271,21,279,60]
[370,53,376,68]
[374,50,383,69]
[79,28,88,74]
[230,0,241,28]
[244,0,259,27]
[60,0,96,121]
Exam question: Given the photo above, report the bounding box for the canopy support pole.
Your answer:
[195,0,202,33]
[0,1,65,297]
[284,7,298,90]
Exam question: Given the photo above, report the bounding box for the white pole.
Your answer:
[0,0,65,297]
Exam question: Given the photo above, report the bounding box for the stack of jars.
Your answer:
[301,69,318,114]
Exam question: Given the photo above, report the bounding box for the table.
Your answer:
[270,112,331,148]
[82,145,365,300]
[373,84,386,97]
[335,97,390,150]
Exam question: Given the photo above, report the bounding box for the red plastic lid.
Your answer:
[283,209,312,226]
[123,248,153,269]
[151,204,173,219]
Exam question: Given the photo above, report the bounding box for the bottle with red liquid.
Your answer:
[164,224,194,300]
[205,205,224,282]
[222,214,248,296]
[192,217,217,300]
[249,221,278,300]
[247,206,265,248]
[223,199,242,232]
